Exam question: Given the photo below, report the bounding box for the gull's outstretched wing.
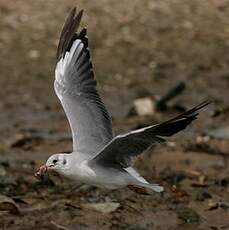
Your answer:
[55,8,113,155]
[89,101,209,167]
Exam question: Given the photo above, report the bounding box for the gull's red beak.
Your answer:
[35,164,54,179]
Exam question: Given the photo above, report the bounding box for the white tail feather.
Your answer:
[125,167,164,193]
[125,167,148,184]
[139,183,164,193]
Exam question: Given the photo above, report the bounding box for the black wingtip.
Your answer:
[180,100,211,119]
[56,7,84,62]
[71,7,77,15]
[154,100,211,137]
[194,100,211,111]
[75,9,84,22]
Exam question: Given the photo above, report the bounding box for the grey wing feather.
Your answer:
[89,101,210,167]
[55,8,113,155]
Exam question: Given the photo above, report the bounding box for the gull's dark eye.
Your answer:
[53,159,58,164]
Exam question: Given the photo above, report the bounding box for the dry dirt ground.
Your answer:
[0,0,229,229]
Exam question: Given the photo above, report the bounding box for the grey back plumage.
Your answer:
[55,8,113,155]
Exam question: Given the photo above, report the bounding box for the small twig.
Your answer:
[51,221,74,230]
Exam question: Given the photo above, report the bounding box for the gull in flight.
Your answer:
[36,7,209,194]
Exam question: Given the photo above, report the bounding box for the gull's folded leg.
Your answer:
[128,185,150,195]
[128,183,164,195]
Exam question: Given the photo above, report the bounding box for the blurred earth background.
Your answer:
[0,0,229,229]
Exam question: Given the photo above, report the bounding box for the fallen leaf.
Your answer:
[208,200,219,210]
[51,221,74,230]
[207,199,229,211]
[0,194,20,214]
[82,202,120,214]
[191,175,208,187]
